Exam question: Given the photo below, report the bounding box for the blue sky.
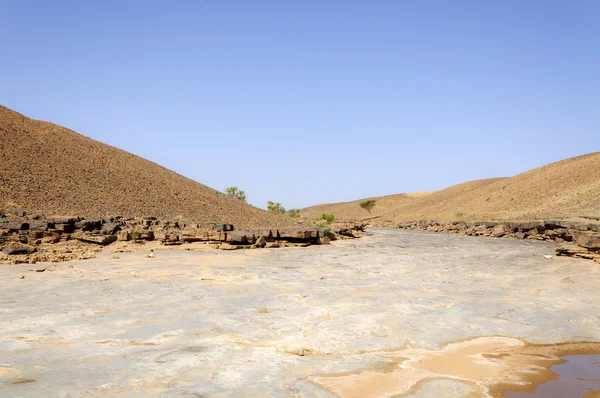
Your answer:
[2,1,599,209]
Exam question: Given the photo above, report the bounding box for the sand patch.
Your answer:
[312,337,600,397]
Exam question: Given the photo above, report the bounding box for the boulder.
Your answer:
[75,234,118,245]
[573,231,600,249]
[101,222,121,235]
[491,224,508,238]
[117,231,131,241]
[277,228,320,240]
[254,236,267,248]
[512,232,526,240]
[2,222,30,232]
[28,221,49,231]
[54,223,75,234]
[2,242,36,255]
[226,231,256,244]
[76,219,102,231]
[317,236,331,245]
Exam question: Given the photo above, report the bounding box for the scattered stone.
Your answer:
[19,275,25,279]
[16,209,26,217]
[2,242,37,255]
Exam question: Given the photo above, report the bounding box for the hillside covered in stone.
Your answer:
[0,105,293,229]
[303,153,600,223]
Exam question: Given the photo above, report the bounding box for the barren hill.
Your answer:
[303,153,600,223]
[0,105,293,229]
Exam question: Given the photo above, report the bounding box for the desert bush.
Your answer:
[267,201,286,214]
[359,199,376,216]
[319,212,336,224]
[225,186,247,202]
[315,219,331,235]
[287,208,301,218]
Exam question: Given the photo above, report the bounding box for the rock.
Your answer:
[48,216,78,224]
[491,224,508,238]
[101,222,121,235]
[556,245,599,260]
[317,237,331,245]
[219,243,245,250]
[41,233,61,244]
[226,231,256,244]
[254,236,267,248]
[0,211,4,218]
[117,231,131,241]
[277,228,321,241]
[512,232,526,240]
[54,223,75,234]
[2,242,37,255]
[216,224,234,232]
[76,219,102,231]
[573,231,600,249]
[28,221,49,231]
[75,234,118,245]
[137,231,155,240]
[16,209,26,217]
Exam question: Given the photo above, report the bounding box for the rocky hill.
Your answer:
[0,105,293,229]
[303,153,600,223]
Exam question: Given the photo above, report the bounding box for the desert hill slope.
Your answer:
[303,153,600,223]
[0,105,293,228]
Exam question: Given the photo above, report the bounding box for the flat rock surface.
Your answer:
[1,229,599,397]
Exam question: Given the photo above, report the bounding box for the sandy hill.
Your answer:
[303,153,600,223]
[0,105,293,229]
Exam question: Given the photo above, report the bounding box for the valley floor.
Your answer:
[1,229,599,397]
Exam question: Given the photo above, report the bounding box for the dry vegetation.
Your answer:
[0,105,294,229]
[303,153,600,223]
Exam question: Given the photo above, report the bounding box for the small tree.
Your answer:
[225,186,247,202]
[287,208,301,218]
[359,199,377,216]
[267,201,286,214]
[319,212,336,224]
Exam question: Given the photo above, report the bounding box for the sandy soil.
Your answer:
[303,153,600,223]
[0,105,294,229]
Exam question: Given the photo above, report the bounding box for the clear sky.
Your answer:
[2,1,599,209]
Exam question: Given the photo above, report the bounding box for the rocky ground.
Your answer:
[0,105,294,228]
[1,229,599,397]
[0,212,364,264]
[303,152,600,223]
[396,219,600,264]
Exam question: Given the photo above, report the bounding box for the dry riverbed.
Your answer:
[1,229,599,397]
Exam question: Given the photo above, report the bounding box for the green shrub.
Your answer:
[319,212,336,224]
[225,186,247,202]
[267,201,286,214]
[287,208,301,218]
[315,219,331,235]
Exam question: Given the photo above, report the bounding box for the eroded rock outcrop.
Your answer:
[397,219,600,263]
[0,212,364,264]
